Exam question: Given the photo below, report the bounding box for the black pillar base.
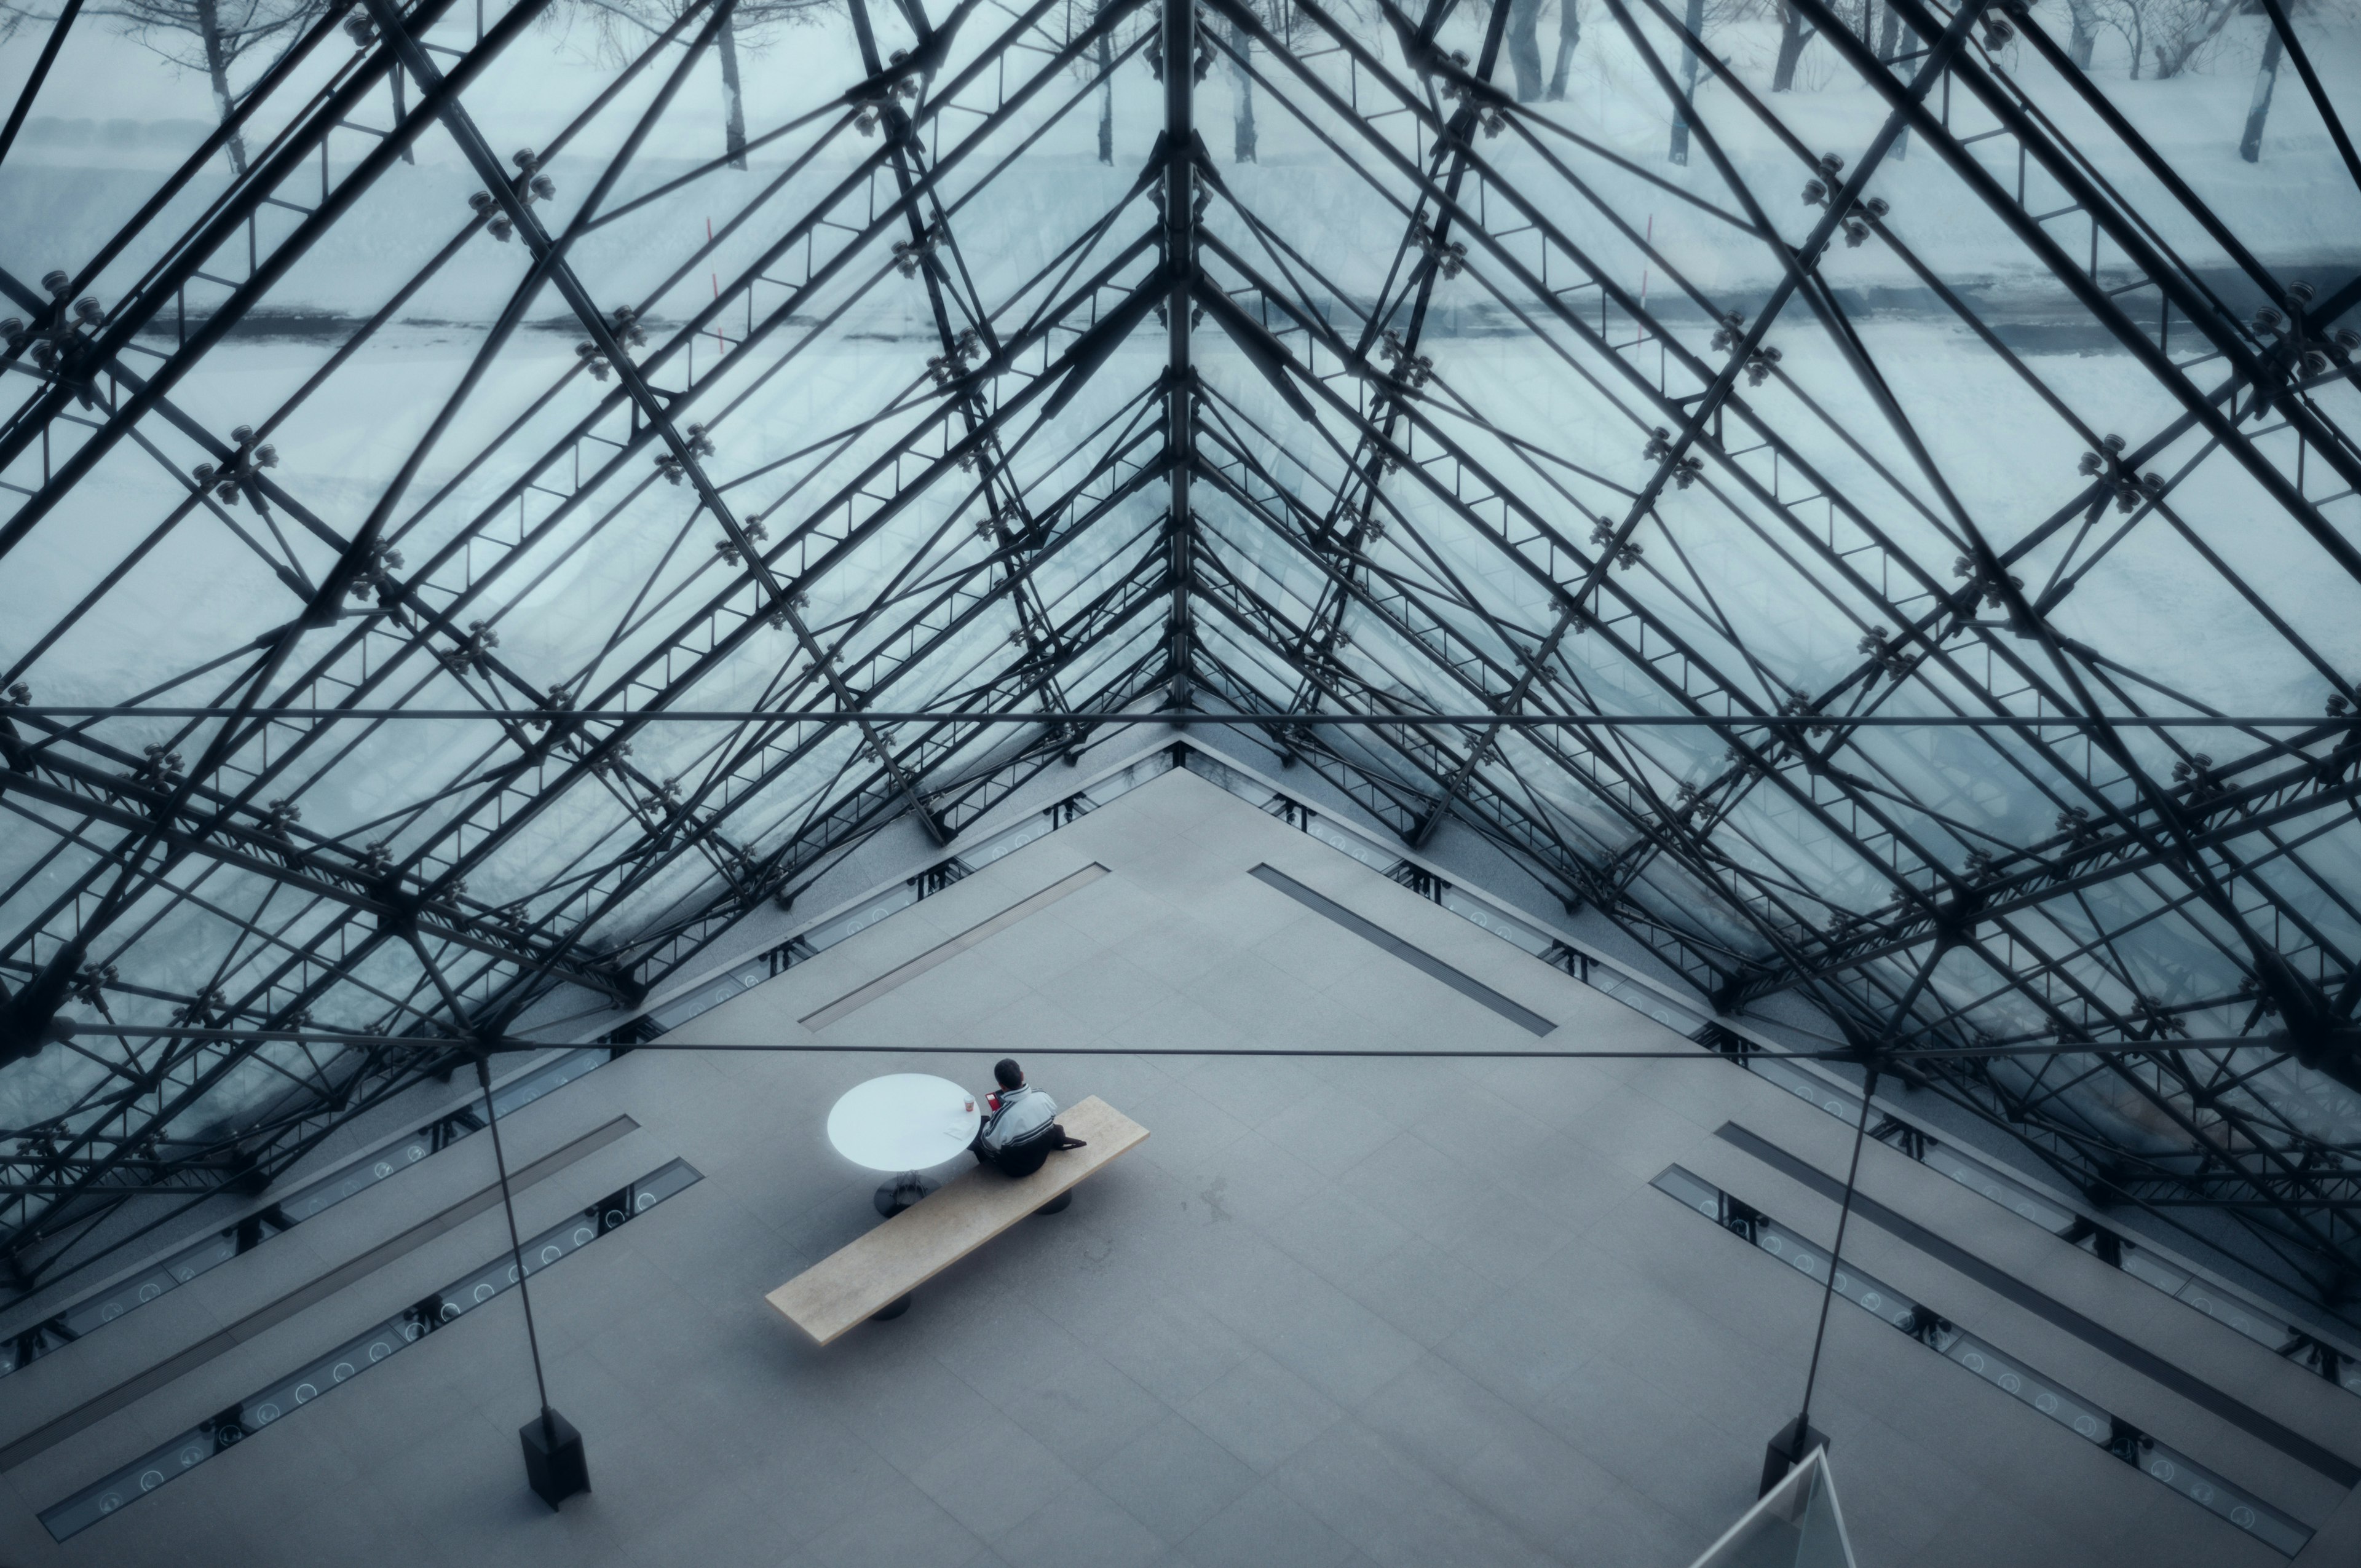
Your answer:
[520,1408,591,1510]
[1758,1415,1827,1498]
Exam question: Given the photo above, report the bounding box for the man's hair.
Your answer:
[994,1058,1024,1089]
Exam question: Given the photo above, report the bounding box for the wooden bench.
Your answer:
[767,1096,1149,1345]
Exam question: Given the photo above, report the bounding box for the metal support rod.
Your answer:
[45,1024,2344,1065]
[1794,1064,1878,1446]
[0,0,84,170]
[10,707,2352,730]
[358,0,950,846]
[476,1054,555,1435]
[1163,0,1197,714]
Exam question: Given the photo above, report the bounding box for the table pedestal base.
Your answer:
[874,1172,938,1217]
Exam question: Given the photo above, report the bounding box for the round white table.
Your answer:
[826,1073,981,1216]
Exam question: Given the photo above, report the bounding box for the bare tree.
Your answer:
[2149,0,2237,73]
[2094,0,2236,76]
[1,0,322,173]
[574,0,834,169]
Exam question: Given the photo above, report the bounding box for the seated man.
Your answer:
[971,1058,1085,1178]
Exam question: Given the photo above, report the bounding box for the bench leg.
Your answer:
[872,1293,913,1322]
[1034,1191,1073,1216]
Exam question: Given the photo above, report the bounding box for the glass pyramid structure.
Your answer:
[2,0,2359,1321]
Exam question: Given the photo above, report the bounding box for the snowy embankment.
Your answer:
[1,4,2354,337]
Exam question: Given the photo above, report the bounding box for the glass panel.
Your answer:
[1685,1447,1856,1568]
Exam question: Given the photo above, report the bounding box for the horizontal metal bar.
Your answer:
[38,1023,2310,1064]
[13,708,2354,730]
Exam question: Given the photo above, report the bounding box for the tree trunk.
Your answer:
[1772,2,1813,92]
[194,0,247,175]
[1506,0,1544,102]
[718,11,748,170]
[2064,0,2097,66]
[1228,18,1256,160]
[1668,0,1704,162]
[2153,0,2237,79]
[2240,25,2284,162]
[1547,0,1580,100]
[391,64,414,164]
[1877,1,1904,159]
[1095,0,1113,164]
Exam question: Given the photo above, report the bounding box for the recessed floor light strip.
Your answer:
[799,863,1109,1030]
[0,1115,638,1473]
[38,1157,702,1543]
[1246,864,1555,1036]
[2,1045,617,1379]
[1717,1121,2361,1489]
[1651,1164,2312,1558]
[1725,1049,2361,1398]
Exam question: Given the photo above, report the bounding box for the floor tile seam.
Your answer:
[1179,1251,1399,1361]
[1030,1461,1187,1551]
[1435,1309,1708,1420]
[1714,1121,2361,1489]
[1173,1389,1340,1480]
[918,1330,1173,1478]
[1264,1422,1463,1543]
[1425,1420,1661,1561]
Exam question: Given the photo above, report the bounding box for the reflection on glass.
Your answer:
[1686,1445,1857,1568]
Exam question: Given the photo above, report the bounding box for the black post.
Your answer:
[1762,1063,1878,1495]
[477,1054,590,1509]
[1164,0,1197,714]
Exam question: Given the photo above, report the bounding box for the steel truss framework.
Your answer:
[1,0,2359,1321]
